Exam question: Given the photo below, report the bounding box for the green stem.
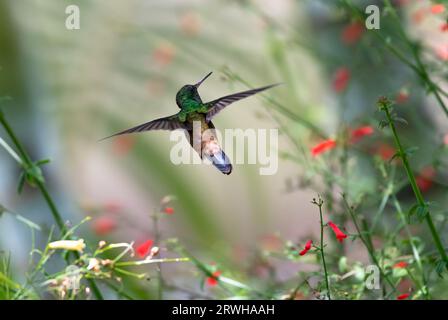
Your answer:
[342,195,397,295]
[317,199,331,300]
[0,111,104,299]
[391,195,430,299]
[380,99,448,266]
[152,211,163,300]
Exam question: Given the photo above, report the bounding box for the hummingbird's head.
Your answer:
[176,72,212,108]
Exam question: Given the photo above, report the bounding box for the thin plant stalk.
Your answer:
[379,98,448,267]
[313,196,331,300]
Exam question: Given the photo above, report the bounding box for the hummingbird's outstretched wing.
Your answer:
[205,84,280,121]
[101,115,188,140]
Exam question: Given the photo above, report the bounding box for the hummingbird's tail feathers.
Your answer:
[205,83,282,121]
[99,115,188,141]
[204,149,233,175]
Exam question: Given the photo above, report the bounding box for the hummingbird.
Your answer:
[104,72,279,175]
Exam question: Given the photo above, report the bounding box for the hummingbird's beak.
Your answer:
[194,72,213,88]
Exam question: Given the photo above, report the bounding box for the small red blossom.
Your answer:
[206,271,222,286]
[153,42,176,67]
[416,166,436,193]
[341,21,365,45]
[377,144,396,161]
[435,44,448,61]
[444,134,448,145]
[332,67,351,93]
[395,89,409,104]
[311,139,337,157]
[328,221,348,243]
[431,4,445,14]
[441,22,448,32]
[180,11,201,36]
[397,293,410,300]
[350,126,374,143]
[412,8,427,24]
[163,207,174,215]
[135,240,154,258]
[113,135,135,155]
[92,216,116,236]
[393,261,408,269]
[299,240,313,256]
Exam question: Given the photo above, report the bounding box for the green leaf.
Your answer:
[416,205,429,221]
[435,260,447,278]
[404,146,419,157]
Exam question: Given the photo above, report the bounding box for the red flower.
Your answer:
[206,271,222,286]
[393,261,408,269]
[92,216,116,236]
[153,42,176,67]
[332,67,351,93]
[350,126,374,142]
[377,144,396,161]
[412,8,427,24]
[435,45,448,61]
[416,166,436,193]
[135,240,153,258]
[112,135,135,155]
[397,293,410,300]
[395,90,409,104]
[163,207,174,215]
[441,23,448,32]
[328,221,348,243]
[311,139,337,157]
[431,4,445,14]
[299,240,313,256]
[444,134,448,145]
[341,21,364,45]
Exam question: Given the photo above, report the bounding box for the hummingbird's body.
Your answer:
[104,72,279,174]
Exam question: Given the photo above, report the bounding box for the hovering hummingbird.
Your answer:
[103,72,279,175]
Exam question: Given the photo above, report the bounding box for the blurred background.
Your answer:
[0,0,447,299]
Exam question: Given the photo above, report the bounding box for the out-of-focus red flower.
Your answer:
[180,11,201,36]
[431,4,445,14]
[299,240,313,256]
[435,44,448,61]
[396,89,409,104]
[311,139,337,157]
[412,8,427,24]
[328,221,348,243]
[104,201,122,214]
[113,135,135,155]
[397,293,410,300]
[393,261,408,269]
[441,22,448,32]
[163,207,174,215]
[135,240,154,258]
[350,126,374,143]
[377,144,396,161]
[341,21,364,45]
[206,271,222,286]
[332,67,351,93]
[416,166,436,192]
[153,42,176,67]
[444,134,448,145]
[92,216,117,236]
